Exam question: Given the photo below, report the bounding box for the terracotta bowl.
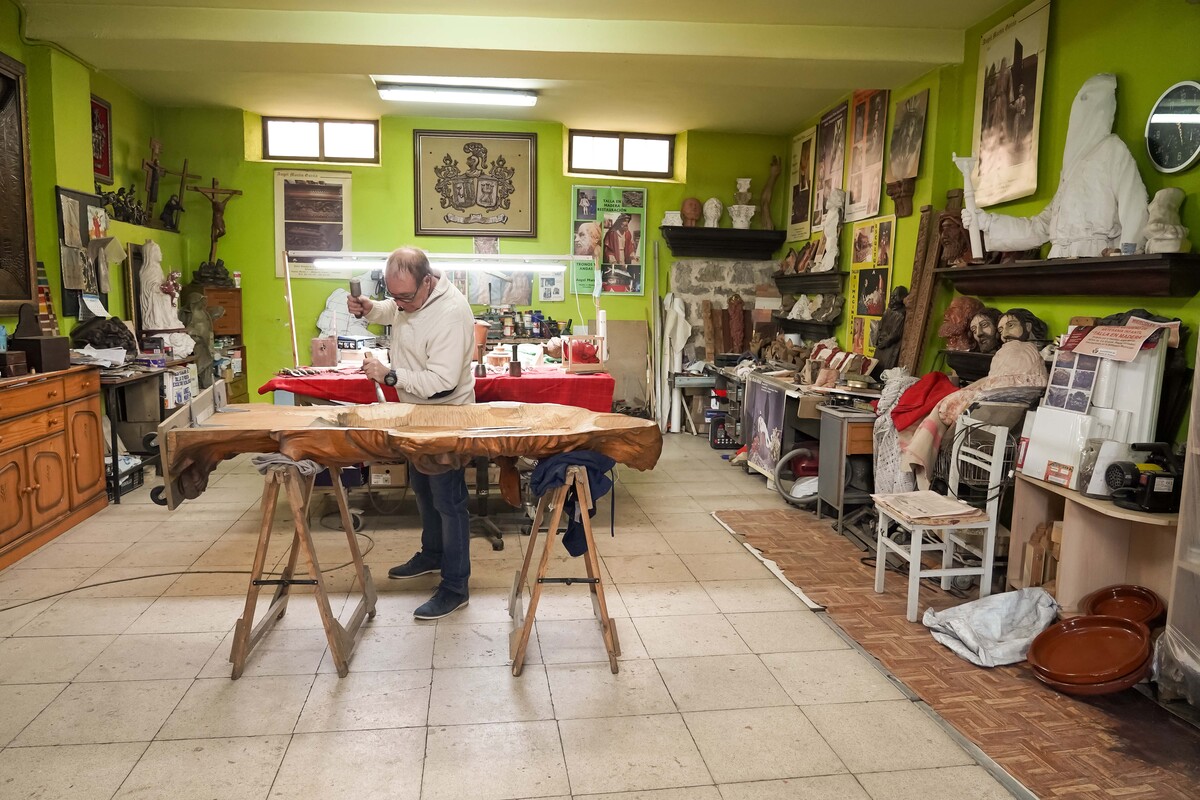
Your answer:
[1080,584,1165,628]
[1033,653,1151,697]
[1027,615,1150,685]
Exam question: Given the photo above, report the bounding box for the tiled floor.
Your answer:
[0,434,1020,799]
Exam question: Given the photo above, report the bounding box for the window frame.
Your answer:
[262,116,381,164]
[568,129,675,178]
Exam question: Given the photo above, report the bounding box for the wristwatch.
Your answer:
[383,370,398,387]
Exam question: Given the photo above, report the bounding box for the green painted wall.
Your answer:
[156,107,786,397]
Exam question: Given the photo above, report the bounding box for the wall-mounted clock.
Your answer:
[1145,80,1200,173]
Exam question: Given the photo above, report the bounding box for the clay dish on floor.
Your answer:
[1027,615,1150,684]
[1033,654,1151,697]
[1080,584,1165,628]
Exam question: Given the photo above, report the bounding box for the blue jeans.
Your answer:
[410,465,471,596]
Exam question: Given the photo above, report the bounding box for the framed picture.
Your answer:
[886,89,930,184]
[91,95,113,186]
[845,88,888,223]
[0,53,38,315]
[274,169,353,278]
[812,102,848,232]
[971,0,1050,207]
[786,126,816,241]
[414,130,537,237]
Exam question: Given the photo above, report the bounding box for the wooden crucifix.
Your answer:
[158,157,201,231]
[141,138,169,215]
[187,178,243,264]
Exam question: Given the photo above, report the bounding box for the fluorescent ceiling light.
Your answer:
[293,251,572,273]
[377,83,537,107]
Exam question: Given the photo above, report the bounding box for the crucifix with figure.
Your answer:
[187,178,243,264]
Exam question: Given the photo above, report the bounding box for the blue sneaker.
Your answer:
[388,552,440,580]
[413,588,469,620]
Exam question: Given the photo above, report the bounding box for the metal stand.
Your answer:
[229,464,377,679]
[508,465,620,675]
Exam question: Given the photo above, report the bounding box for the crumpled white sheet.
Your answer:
[922,587,1058,667]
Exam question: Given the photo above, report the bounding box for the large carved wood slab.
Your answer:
[163,401,663,508]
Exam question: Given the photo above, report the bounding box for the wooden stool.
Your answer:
[508,465,620,676]
[229,464,377,678]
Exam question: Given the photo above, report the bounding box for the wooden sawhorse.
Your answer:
[229,464,377,679]
[508,464,620,676]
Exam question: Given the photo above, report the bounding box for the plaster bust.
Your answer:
[681,197,702,227]
[937,295,984,352]
[1142,187,1191,254]
[812,188,846,272]
[703,197,724,228]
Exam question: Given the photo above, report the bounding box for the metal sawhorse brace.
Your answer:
[229,463,377,679]
[507,465,620,676]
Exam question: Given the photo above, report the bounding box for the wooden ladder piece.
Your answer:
[229,464,377,679]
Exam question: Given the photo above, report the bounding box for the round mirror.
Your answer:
[1145,80,1200,173]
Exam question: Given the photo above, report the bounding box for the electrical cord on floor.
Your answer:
[0,530,377,616]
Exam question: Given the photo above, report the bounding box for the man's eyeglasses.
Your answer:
[389,275,430,304]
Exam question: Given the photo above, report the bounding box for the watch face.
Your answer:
[1146,80,1200,173]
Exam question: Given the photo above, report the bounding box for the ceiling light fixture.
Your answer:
[291,251,570,273]
[376,83,537,107]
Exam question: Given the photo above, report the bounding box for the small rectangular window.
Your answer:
[264,117,379,163]
[569,129,674,178]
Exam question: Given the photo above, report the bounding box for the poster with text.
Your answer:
[971,0,1050,207]
[572,186,646,295]
[845,89,889,223]
[275,170,353,278]
[846,215,895,357]
[812,102,848,232]
[786,127,817,241]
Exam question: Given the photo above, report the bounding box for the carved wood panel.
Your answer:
[0,51,37,315]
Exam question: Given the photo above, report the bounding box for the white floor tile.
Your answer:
[116,736,288,800]
[269,728,426,800]
[423,720,569,800]
[802,700,976,774]
[559,713,711,795]
[684,706,847,783]
[0,743,147,800]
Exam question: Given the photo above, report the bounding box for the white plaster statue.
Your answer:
[703,197,724,228]
[661,211,683,226]
[728,205,756,229]
[963,74,1149,258]
[734,178,753,205]
[1142,188,1191,254]
[812,187,846,272]
[787,294,814,320]
[138,239,195,357]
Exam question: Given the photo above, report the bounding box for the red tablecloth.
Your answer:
[259,366,615,413]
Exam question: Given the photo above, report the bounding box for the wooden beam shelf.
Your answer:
[773,271,849,295]
[935,253,1200,297]
[660,226,786,260]
[774,315,841,340]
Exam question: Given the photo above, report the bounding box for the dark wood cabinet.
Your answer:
[0,367,107,569]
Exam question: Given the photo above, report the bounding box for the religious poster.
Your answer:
[571,185,646,296]
[744,376,786,476]
[414,130,536,237]
[786,127,816,242]
[846,215,895,356]
[845,89,889,223]
[275,169,353,278]
[886,89,930,183]
[971,0,1050,207]
[812,102,848,232]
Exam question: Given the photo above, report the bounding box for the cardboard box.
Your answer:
[368,462,407,488]
[464,462,501,486]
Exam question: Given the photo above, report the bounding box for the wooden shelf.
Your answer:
[774,316,841,339]
[660,226,786,260]
[935,253,1200,297]
[773,271,849,295]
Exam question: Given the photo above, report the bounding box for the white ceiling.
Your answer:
[20,0,1014,135]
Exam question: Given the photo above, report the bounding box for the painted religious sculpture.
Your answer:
[681,197,702,227]
[968,307,1003,354]
[937,296,984,352]
[1142,188,1191,254]
[963,74,1149,258]
[728,293,746,353]
[812,188,846,272]
[139,240,195,357]
[998,308,1049,344]
[872,287,909,371]
[179,289,224,388]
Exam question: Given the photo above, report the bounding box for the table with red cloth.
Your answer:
[258,366,615,413]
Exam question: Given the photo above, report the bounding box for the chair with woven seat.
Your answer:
[872,417,1011,622]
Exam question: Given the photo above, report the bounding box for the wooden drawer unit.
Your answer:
[0,407,65,453]
[846,422,875,455]
[0,377,65,421]
[64,369,100,401]
[202,287,243,336]
[0,367,106,568]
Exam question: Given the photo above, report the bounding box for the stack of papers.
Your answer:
[872,490,987,523]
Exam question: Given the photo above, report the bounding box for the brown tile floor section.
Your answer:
[716,507,1200,800]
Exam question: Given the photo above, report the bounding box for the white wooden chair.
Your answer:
[873,417,1010,622]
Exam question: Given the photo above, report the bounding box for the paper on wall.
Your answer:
[1060,319,1162,362]
[81,293,109,320]
[60,195,82,247]
[60,245,87,290]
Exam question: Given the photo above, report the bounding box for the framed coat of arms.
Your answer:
[414,130,537,237]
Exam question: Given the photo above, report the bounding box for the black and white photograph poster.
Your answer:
[845,88,889,223]
[274,169,352,278]
[971,0,1050,207]
[812,102,848,233]
[886,89,930,184]
[786,126,816,241]
[744,376,786,476]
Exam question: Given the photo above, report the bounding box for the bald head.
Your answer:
[386,247,433,282]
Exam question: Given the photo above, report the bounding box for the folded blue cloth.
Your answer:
[530,451,616,556]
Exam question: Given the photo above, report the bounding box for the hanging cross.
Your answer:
[141,138,169,213]
[187,178,243,264]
